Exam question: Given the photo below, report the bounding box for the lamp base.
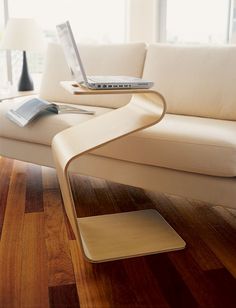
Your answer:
[18,51,34,91]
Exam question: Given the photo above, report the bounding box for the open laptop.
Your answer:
[56,21,154,90]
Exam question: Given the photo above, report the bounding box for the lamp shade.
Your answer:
[0,18,45,51]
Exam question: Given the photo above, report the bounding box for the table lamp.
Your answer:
[0,18,45,91]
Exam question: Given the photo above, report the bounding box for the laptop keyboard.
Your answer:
[88,76,139,83]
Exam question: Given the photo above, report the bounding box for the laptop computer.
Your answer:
[56,21,154,90]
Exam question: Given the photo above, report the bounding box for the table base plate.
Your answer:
[78,209,186,262]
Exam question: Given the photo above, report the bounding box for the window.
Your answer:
[9,0,127,43]
[231,0,236,42]
[0,0,8,87]
[165,0,231,44]
[3,0,127,85]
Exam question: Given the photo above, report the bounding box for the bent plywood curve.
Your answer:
[52,85,173,262]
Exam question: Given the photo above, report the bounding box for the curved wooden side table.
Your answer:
[52,82,186,262]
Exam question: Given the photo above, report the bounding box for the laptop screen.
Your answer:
[56,21,88,85]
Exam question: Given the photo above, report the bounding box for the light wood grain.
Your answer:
[53,84,170,262]
[78,209,185,262]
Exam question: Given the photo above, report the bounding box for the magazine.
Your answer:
[6,98,95,127]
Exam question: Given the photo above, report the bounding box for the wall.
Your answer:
[128,0,162,43]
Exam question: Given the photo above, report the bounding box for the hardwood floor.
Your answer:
[0,157,236,307]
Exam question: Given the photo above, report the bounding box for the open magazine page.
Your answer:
[6,98,94,127]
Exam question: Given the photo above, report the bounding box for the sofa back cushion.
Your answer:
[40,42,146,108]
[143,44,236,120]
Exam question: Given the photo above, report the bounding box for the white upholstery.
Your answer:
[143,44,236,120]
[94,114,236,177]
[40,42,147,108]
[0,98,111,145]
[2,43,236,209]
[2,98,236,177]
[1,139,236,209]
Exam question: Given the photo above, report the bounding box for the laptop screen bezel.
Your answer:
[56,21,89,86]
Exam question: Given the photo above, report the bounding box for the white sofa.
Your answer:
[1,42,236,209]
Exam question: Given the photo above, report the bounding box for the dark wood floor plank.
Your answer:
[146,191,223,272]
[192,202,236,278]
[70,174,101,217]
[123,257,170,308]
[0,160,27,308]
[69,240,104,307]
[42,168,76,287]
[25,163,44,213]
[228,208,236,218]
[124,184,154,209]
[70,241,141,308]
[42,166,75,240]
[168,249,236,308]
[42,166,60,190]
[205,268,236,307]
[90,177,120,214]
[146,253,198,308]
[0,157,236,307]
[20,213,49,307]
[106,181,138,212]
[49,284,80,308]
[0,157,13,238]
[212,206,236,233]
[168,195,236,277]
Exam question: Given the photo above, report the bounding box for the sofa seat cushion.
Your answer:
[1,99,236,178]
[94,114,236,178]
[0,98,112,145]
